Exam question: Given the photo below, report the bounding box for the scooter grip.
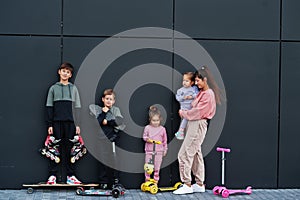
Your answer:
[216,147,231,153]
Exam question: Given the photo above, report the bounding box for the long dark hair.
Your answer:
[195,65,222,105]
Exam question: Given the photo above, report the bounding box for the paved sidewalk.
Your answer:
[1,188,300,200]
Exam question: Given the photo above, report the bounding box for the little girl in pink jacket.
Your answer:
[143,106,168,183]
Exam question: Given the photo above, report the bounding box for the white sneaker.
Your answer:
[192,183,205,192]
[46,175,56,185]
[67,175,82,185]
[173,184,193,195]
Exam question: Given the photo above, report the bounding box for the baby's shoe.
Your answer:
[175,131,184,140]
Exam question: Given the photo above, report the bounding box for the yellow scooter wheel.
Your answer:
[150,184,158,194]
[140,183,146,192]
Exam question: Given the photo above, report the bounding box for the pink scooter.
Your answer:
[213,147,252,198]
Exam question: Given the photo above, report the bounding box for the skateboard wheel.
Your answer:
[27,187,34,194]
[222,189,230,198]
[55,157,60,163]
[76,187,84,195]
[150,185,158,194]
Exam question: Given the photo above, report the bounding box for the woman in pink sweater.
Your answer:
[173,66,221,195]
[143,106,168,184]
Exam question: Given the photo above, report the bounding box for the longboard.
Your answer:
[23,183,99,194]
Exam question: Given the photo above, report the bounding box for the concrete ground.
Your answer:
[1,188,300,200]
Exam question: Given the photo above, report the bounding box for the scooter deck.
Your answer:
[227,186,252,195]
[158,186,178,192]
[213,186,252,198]
[76,185,125,198]
[158,182,183,192]
[76,188,113,196]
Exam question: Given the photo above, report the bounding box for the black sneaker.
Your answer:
[99,183,108,190]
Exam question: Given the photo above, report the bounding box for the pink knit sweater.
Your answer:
[143,125,168,153]
[180,88,216,120]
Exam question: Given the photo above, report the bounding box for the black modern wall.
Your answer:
[0,0,299,189]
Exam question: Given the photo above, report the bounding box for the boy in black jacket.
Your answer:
[45,62,82,185]
[89,89,125,189]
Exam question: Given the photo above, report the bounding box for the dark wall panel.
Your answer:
[175,0,280,40]
[63,0,173,36]
[173,40,279,188]
[279,43,300,188]
[0,0,61,35]
[63,37,176,188]
[282,0,300,40]
[0,36,61,188]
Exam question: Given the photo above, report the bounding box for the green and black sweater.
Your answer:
[46,82,81,127]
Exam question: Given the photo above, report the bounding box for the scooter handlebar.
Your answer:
[148,139,162,144]
[216,147,231,153]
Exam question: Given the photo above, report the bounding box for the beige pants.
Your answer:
[178,119,208,184]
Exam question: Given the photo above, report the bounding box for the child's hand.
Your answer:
[184,95,192,100]
[102,119,108,125]
[102,107,109,113]
[147,139,154,143]
[163,151,167,156]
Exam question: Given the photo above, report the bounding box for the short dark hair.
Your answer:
[59,62,74,72]
[102,89,115,98]
[183,71,195,82]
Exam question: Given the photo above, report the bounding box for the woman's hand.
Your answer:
[179,110,183,118]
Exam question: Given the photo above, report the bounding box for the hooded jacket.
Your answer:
[46,82,81,127]
[89,104,125,141]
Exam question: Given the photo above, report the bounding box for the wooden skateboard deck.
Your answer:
[23,183,99,194]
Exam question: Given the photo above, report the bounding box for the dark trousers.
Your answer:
[48,121,76,182]
[98,139,120,187]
